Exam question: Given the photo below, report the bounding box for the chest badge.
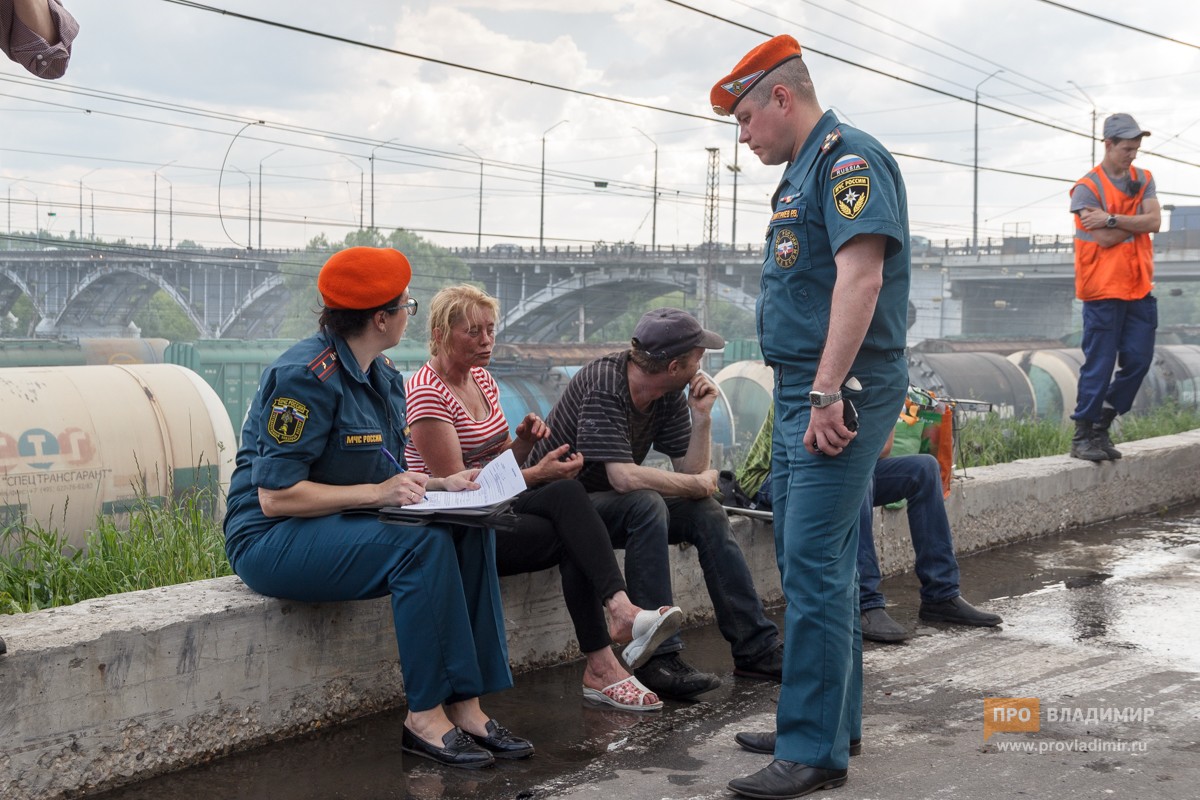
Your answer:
[268,397,309,444]
[774,227,800,269]
[833,176,870,220]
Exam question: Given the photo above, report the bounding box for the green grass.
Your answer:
[0,490,231,615]
[954,401,1200,469]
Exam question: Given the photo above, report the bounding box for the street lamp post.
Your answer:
[540,119,569,254]
[1067,79,1098,166]
[727,124,742,248]
[340,155,365,232]
[973,70,1003,255]
[370,138,398,232]
[158,173,174,249]
[633,128,658,250]
[258,148,283,250]
[153,161,176,249]
[233,167,252,249]
[461,144,485,252]
[78,168,98,241]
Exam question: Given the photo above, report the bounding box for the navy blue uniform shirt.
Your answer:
[224,332,410,561]
[757,110,911,370]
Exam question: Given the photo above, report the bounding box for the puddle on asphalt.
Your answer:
[89,502,1200,800]
[871,501,1200,670]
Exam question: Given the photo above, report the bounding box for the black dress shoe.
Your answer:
[734,731,861,757]
[728,759,848,799]
[734,642,784,682]
[467,719,534,759]
[401,725,494,769]
[919,595,1003,627]
[861,607,909,642]
[634,652,721,700]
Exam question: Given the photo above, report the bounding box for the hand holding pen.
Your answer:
[379,446,428,506]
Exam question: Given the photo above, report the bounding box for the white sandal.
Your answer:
[582,676,663,712]
[620,605,682,670]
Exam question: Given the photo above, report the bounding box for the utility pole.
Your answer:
[1067,80,1098,166]
[540,120,569,254]
[701,147,721,329]
[462,143,485,252]
[727,123,741,248]
[973,70,1003,255]
[634,128,658,249]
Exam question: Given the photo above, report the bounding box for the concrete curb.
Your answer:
[2,430,1198,799]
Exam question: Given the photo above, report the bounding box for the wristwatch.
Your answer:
[1105,214,1118,228]
[809,390,842,408]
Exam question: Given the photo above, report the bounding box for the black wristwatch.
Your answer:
[1105,214,1118,228]
[809,390,842,408]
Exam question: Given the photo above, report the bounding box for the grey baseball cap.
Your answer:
[632,307,725,359]
[1103,113,1150,141]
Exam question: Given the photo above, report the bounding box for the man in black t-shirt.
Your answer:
[530,308,782,700]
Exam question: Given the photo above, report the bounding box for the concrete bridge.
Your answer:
[2,238,1199,341]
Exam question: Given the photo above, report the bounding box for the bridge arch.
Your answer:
[46,266,207,336]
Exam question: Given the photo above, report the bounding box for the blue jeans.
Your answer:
[857,454,961,610]
[1073,295,1157,421]
[588,490,780,665]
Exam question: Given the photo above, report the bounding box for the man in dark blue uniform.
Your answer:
[710,35,911,798]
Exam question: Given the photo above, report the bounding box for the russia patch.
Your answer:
[833,176,870,220]
[830,154,869,180]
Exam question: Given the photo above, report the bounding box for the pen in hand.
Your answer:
[381,446,428,503]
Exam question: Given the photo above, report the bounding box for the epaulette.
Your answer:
[820,128,842,154]
[307,346,341,382]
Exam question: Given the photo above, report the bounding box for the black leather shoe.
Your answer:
[634,652,721,700]
[728,759,848,799]
[734,731,861,757]
[861,607,909,642]
[919,595,1003,627]
[467,719,534,759]
[734,642,784,682]
[401,725,494,769]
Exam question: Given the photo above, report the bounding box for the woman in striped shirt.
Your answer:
[405,284,681,712]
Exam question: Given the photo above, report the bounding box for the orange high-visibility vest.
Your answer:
[1071,166,1154,301]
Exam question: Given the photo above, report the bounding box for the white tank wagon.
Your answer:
[0,364,236,551]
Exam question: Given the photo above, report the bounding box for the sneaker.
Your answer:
[634,653,721,700]
[733,642,783,682]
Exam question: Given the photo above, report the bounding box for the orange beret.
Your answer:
[710,35,802,117]
[317,247,412,310]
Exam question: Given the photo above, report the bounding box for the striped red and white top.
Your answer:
[404,362,510,474]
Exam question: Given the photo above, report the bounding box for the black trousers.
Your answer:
[499,480,627,653]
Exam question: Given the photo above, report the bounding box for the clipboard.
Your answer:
[378,501,520,532]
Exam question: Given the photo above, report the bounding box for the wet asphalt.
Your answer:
[93,502,1200,800]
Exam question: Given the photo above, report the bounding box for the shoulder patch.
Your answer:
[833,176,870,220]
[830,153,869,180]
[307,347,340,382]
[268,398,309,444]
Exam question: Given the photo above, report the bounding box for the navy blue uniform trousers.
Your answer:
[230,515,512,712]
[770,357,907,770]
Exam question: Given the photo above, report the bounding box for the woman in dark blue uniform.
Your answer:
[223,246,531,769]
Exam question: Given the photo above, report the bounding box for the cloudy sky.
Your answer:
[2,0,1198,254]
